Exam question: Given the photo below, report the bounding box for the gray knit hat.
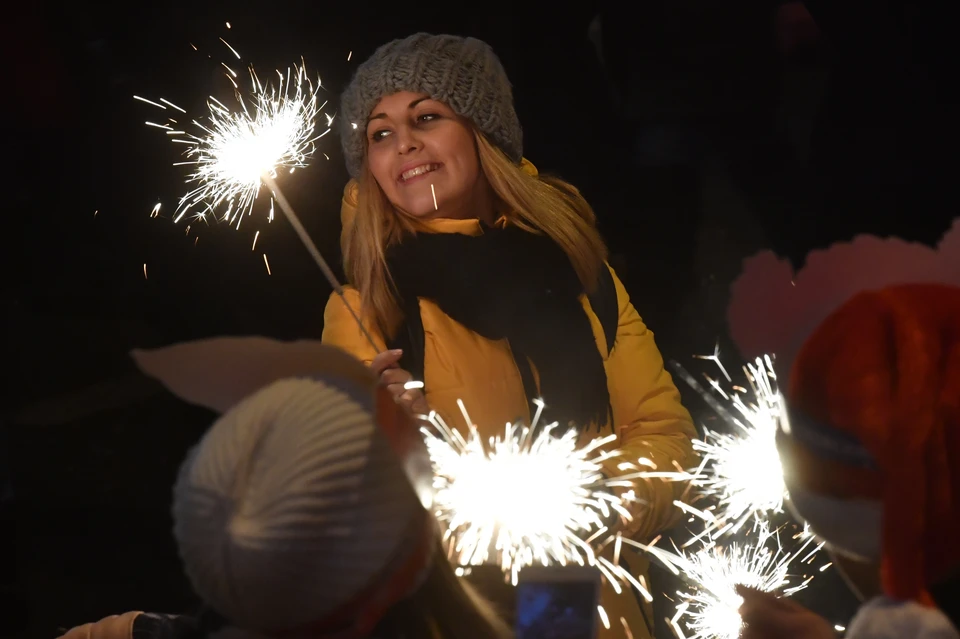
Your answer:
[340,32,523,178]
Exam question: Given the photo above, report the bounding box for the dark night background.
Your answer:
[2,1,955,637]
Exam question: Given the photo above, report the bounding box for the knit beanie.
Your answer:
[172,375,435,635]
[339,32,523,178]
[779,283,960,605]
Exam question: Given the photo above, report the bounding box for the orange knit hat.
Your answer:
[782,284,960,604]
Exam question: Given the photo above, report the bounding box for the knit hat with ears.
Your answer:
[132,337,436,637]
[339,32,523,178]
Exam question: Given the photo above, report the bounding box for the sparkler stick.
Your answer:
[260,173,378,350]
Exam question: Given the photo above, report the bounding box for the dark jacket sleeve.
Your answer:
[132,614,199,639]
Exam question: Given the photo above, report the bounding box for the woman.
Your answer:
[56,340,512,639]
[322,33,698,639]
[737,284,960,639]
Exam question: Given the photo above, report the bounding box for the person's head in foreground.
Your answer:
[739,283,960,639]
[338,32,607,336]
[60,343,512,639]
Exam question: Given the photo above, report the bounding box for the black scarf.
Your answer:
[386,224,610,430]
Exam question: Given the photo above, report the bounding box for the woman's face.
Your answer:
[365,91,491,221]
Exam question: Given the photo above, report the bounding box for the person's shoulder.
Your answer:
[325,286,362,306]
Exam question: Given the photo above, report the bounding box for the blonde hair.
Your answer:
[343,131,608,334]
[373,540,514,639]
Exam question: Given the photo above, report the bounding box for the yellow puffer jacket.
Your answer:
[322,161,698,639]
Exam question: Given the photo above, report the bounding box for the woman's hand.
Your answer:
[370,349,430,416]
[737,585,839,639]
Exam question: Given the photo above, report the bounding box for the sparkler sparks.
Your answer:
[688,356,787,536]
[142,61,329,228]
[645,355,788,538]
[136,34,381,352]
[632,526,820,639]
[136,37,329,228]
[422,400,629,585]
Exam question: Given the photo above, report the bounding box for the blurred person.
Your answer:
[587,2,819,347]
[323,32,698,639]
[801,0,956,246]
[55,338,512,639]
[737,284,960,638]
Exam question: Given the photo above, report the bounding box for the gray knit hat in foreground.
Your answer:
[340,32,523,178]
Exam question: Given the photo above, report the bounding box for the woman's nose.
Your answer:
[395,127,420,154]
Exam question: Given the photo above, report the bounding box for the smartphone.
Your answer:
[515,566,603,639]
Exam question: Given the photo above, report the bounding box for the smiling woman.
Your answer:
[365,93,494,222]
[323,33,697,639]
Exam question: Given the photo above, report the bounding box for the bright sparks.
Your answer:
[136,46,331,229]
[634,526,819,639]
[687,356,786,536]
[645,355,788,538]
[422,400,628,584]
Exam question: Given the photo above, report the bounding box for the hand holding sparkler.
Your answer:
[626,525,823,639]
[737,586,839,639]
[371,349,429,415]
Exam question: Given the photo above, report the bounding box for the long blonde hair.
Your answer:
[373,540,514,639]
[342,131,608,334]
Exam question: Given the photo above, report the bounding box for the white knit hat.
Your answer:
[173,379,436,632]
[131,338,436,632]
[173,376,430,633]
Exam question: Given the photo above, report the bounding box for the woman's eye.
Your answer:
[370,129,391,142]
[417,113,439,123]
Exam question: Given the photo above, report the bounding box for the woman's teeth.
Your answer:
[400,164,439,181]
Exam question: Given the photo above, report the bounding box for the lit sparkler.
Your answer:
[162,63,325,229]
[650,355,788,538]
[630,525,821,639]
[136,36,378,350]
[689,356,786,535]
[422,399,631,585]
[134,43,324,229]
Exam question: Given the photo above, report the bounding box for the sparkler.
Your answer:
[422,399,631,585]
[645,354,788,538]
[629,525,821,639]
[688,356,786,536]
[136,36,378,350]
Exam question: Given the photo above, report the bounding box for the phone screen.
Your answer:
[515,567,602,639]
